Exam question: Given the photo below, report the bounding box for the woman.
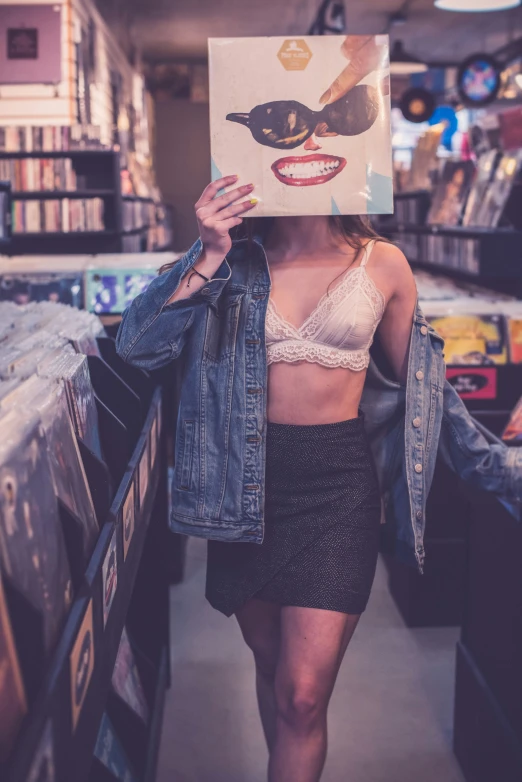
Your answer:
[116,177,521,781]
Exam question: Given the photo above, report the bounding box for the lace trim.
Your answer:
[267,340,370,371]
[267,267,385,342]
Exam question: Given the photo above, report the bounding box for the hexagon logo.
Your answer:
[277,39,313,71]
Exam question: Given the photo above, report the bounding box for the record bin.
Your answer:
[0,339,171,782]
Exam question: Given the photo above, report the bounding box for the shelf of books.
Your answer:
[0,130,173,255]
[0,301,170,782]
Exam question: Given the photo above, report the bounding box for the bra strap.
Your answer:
[360,239,376,267]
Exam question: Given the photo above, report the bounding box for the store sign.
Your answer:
[7,27,38,59]
[446,367,497,400]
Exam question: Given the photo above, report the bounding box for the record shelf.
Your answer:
[0,340,171,782]
[0,149,172,255]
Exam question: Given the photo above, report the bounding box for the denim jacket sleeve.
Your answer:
[438,377,522,507]
[115,238,231,370]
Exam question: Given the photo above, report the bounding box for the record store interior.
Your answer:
[1,1,522,781]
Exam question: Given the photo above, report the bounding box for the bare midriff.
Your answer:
[267,361,366,425]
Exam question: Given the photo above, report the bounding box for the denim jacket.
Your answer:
[116,237,522,574]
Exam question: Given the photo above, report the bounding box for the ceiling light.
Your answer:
[390,41,428,75]
[435,0,521,11]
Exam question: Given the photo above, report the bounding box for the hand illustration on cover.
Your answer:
[226,35,388,187]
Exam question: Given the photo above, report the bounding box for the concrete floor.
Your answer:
[157,539,466,782]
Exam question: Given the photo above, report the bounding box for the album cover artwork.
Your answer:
[138,442,149,510]
[474,150,522,228]
[102,528,118,626]
[0,572,27,763]
[38,352,103,462]
[508,318,522,363]
[111,627,149,723]
[427,314,508,365]
[0,414,72,653]
[0,274,83,308]
[94,712,138,782]
[26,720,55,782]
[427,160,476,226]
[502,396,522,444]
[209,35,393,216]
[70,599,94,731]
[86,270,158,314]
[88,274,119,314]
[122,482,135,562]
[37,383,99,558]
[461,150,499,227]
[123,273,157,309]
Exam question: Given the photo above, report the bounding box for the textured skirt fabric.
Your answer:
[205,414,382,618]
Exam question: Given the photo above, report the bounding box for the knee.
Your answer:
[275,680,324,733]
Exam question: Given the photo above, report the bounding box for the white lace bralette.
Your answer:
[265,239,386,371]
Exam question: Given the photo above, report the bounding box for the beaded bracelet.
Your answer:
[187,268,210,287]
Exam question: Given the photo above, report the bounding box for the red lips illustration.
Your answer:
[271,153,347,186]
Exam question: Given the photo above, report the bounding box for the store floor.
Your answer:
[157,539,465,782]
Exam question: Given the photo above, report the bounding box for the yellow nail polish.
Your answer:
[250,198,258,205]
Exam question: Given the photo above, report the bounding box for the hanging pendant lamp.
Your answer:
[390,41,428,75]
[435,0,521,11]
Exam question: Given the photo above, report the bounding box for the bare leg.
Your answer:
[235,597,282,751]
[269,606,361,782]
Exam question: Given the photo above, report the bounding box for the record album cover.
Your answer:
[102,528,118,626]
[70,599,94,731]
[209,35,393,216]
[122,482,135,562]
[94,712,138,782]
[427,314,508,365]
[0,571,27,763]
[111,627,149,723]
[0,413,72,653]
[138,443,149,510]
[427,160,475,226]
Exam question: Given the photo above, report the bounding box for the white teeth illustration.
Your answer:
[277,158,341,180]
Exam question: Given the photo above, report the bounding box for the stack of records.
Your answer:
[471,150,522,228]
[461,150,500,227]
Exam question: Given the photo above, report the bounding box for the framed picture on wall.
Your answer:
[0,5,61,84]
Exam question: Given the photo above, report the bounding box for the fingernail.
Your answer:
[319,88,331,105]
[249,198,258,205]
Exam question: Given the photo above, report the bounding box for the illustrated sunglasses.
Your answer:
[226,84,379,150]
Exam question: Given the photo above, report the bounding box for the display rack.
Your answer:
[0,341,170,782]
[454,488,522,782]
[0,150,172,255]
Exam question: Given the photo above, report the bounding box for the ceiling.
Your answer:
[98,0,522,63]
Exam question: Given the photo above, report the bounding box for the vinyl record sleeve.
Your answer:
[111,627,149,723]
[461,150,499,227]
[102,527,118,626]
[122,482,135,562]
[427,160,476,226]
[94,712,138,782]
[427,314,508,365]
[0,571,27,763]
[70,599,94,731]
[209,35,393,216]
[508,318,522,363]
[86,269,158,314]
[0,413,72,653]
[474,151,522,228]
[138,442,149,510]
[0,273,83,308]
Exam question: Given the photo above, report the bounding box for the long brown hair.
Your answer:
[159,215,390,284]
[236,215,391,296]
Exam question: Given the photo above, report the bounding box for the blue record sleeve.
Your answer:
[94,713,138,782]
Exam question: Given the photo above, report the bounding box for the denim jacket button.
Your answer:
[420,325,428,335]
[413,417,421,428]
[416,510,423,520]
[201,287,210,294]
[415,370,424,380]
[414,463,423,473]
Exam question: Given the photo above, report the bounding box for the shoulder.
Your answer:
[368,240,412,276]
[367,240,416,299]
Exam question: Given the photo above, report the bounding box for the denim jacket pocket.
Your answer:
[203,293,244,362]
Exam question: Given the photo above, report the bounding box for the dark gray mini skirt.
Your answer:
[205,414,382,618]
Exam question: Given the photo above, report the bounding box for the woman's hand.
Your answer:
[319,36,386,106]
[195,175,257,261]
